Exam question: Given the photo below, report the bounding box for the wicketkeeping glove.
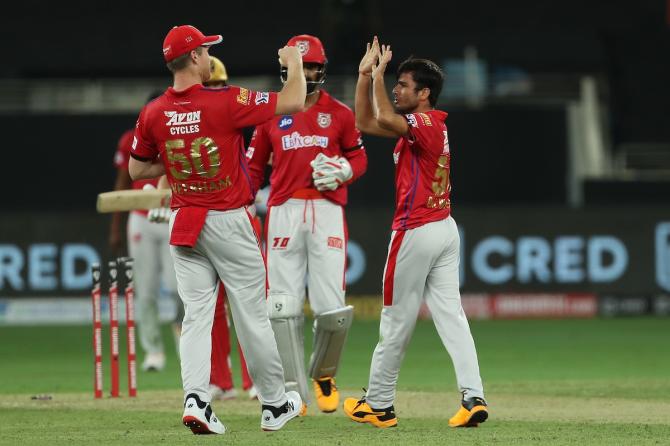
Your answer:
[310,153,353,191]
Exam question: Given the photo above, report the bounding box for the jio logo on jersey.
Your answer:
[279,116,293,130]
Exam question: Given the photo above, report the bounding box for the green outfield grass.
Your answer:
[1,317,669,445]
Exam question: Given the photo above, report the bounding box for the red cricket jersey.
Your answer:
[247,90,367,207]
[392,110,452,231]
[113,128,157,216]
[131,84,277,210]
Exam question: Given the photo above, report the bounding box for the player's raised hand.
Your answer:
[278,45,303,67]
[372,44,392,80]
[359,36,380,76]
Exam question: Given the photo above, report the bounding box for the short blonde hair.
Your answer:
[166,47,203,73]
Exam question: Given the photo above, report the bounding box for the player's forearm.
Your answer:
[157,175,169,190]
[373,75,407,135]
[276,63,306,114]
[128,157,165,180]
[355,74,376,132]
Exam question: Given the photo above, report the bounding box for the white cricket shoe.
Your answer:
[209,384,238,401]
[182,393,226,435]
[141,352,166,372]
[260,391,302,431]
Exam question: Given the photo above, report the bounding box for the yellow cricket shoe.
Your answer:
[313,377,339,413]
[343,397,397,428]
[448,397,488,427]
[299,402,308,416]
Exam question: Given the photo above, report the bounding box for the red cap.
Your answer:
[162,25,222,62]
[286,34,327,64]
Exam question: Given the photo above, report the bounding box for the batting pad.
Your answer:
[267,293,310,403]
[308,305,354,380]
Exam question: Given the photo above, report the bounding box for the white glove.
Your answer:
[143,184,170,223]
[310,153,353,191]
[147,206,171,223]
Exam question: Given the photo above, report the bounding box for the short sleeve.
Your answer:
[113,130,133,169]
[229,87,278,129]
[247,123,273,192]
[403,112,441,154]
[131,107,159,161]
[339,108,364,152]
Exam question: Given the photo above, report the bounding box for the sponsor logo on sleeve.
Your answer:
[405,114,418,127]
[317,112,332,128]
[237,88,250,105]
[255,92,270,105]
[278,116,293,130]
[246,146,255,159]
[393,151,400,165]
[443,130,450,154]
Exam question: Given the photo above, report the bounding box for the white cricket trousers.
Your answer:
[169,208,285,405]
[127,212,179,355]
[366,216,485,409]
[266,198,347,314]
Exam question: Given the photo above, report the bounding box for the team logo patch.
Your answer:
[255,92,270,105]
[443,130,450,154]
[327,236,343,250]
[278,116,293,130]
[162,45,171,56]
[317,112,331,128]
[393,151,400,165]
[237,88,250,105]
[296,40,310,56]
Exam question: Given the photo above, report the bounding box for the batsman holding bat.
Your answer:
[343,37,488,428]
[247,34,367,415]
[128,24,306,434]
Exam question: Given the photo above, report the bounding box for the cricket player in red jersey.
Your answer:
[247,34,366,415]
[128,24,306,434]
[110,91,180,373]
[343,37,487,428]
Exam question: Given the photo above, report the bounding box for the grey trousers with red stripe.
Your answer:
[365,216,485,409]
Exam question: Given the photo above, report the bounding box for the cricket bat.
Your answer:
[96,189,171,213]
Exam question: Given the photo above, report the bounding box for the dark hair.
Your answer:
[397,57,444,107]
[166,47,203,73]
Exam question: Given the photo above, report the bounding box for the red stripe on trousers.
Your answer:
[383,231,405,307]
[342,207,348,291]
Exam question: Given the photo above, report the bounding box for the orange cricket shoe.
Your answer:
[448,397,488,427]
[343,397,398,428]
[313,377,339,413]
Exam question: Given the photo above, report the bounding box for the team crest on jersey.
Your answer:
[246,146,255,159]
[418,113,432,126]
[317,112,331,128]
[278,116,293,130]
[405,114,418,127]
[295,40,310,56]
[237,88,250,105]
